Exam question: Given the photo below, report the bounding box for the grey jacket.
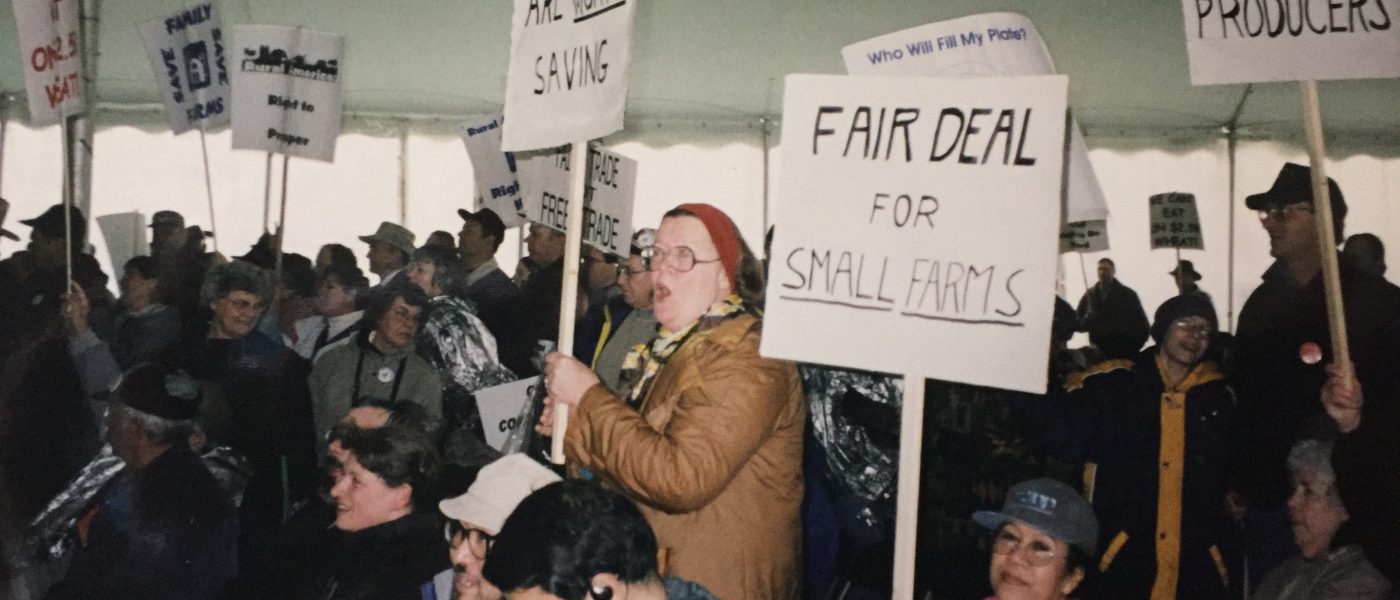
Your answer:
[309,328,443,445]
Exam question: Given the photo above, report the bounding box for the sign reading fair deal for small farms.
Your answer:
[139,4,230,133]
[461,115,527,227]
[841,12,1108,225]
[520,144,636,255]
[1182,0,1400,84]
[231,26,343,161]
[1149,192,1204,249]
[501,0,637,152]
[761,74,1067,394]
[13,0,84,126]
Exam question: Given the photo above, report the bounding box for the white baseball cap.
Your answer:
[439,454,561,533]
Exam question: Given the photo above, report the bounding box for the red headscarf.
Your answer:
[673,203,740,289]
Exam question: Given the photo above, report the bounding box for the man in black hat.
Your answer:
[44,363,237,599]
[1231,162,1400,585]
[458,208,527,374]
[1169,259,1214,309]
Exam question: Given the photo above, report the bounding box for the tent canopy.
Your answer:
[3,0,1399,139]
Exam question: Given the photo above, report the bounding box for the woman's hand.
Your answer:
[62,281,90,335]
[543,352,599,409]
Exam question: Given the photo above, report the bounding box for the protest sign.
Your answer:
[13,0,84,126]
[476,377,539,451]
[1149,192,1203,249]
[1059,219,1109,253]
[461,116,527,227]
[139,4,231,133]
[761,73,1068,395]
[230,26,344,161]
[842,12,1108,224]
[500,0,637,151]
[97,212,147,278]
[519,144,636,256]
[1181,0,1400,85]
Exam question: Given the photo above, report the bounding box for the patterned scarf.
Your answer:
[618,295,746,408]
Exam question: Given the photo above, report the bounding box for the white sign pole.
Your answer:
[892,374,924,600]
[263,152,273,234]
[1298,80,1351,369]
[62,116,73,284]
[552,140,589,464]
[198,127,219,252]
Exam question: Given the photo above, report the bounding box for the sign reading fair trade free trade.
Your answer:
[761,74,1067,394]
[139,4,231,133]
[231,26,344,161]
[13,0,84,126]
[1182,0,1400,84]
[501,0,637,152]
[519,144,636,256]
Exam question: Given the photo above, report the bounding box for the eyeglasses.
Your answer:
[445,521,495,559]
[1257,204,1313,223]
[650,245,720,273]
[219,297,265,313]
[991,530,1065,567]
[1171,318,1212,338]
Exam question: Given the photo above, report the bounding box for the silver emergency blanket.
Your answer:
[801,366,901,530]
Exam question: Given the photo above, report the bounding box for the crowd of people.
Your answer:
[0,160,1394,600]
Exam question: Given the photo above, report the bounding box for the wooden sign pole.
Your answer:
[552,140,589,464]
[1297,80,1351,370]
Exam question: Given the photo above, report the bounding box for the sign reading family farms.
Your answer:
[761,74,1068,394]
[841,12,1108,225]
[1149,192,1204,249]
[13,0,84,125]
[1181,0,1400,84]
[500,0,637,152]
[519,144,636,255]
[461,115,527,227]
[230,26,344,161]
[139,4,231,133]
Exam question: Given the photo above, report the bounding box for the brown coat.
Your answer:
[566,314,804,600]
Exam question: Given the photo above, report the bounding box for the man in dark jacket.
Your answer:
[458,208,527,375]
[513,223,566,376]
[574,230,659,395]
[1076,257,1150,359]
[1231,163,1400,585]
[45,363,237,600]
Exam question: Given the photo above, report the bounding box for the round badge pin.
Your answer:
[377,366,395,383]
[1299,342,1323,365]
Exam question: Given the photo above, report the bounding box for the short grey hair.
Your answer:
[201,260,273,306]
[1287,439,1342,503]
[114,402,194,447]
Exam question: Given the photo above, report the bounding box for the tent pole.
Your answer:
[1224,84,1252,332]
[398,119,409,225]
[72,0,101,223]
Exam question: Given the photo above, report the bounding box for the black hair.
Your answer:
[363,280,432,330]
[483,480,659,599]
[1097,257,1115,268]
[319,243,358,272]
[662,208,766,312]
[124,255,159,279]
[335,423,440,510]
[411,244,473,298]
[322,263,371,294]
[426,230,456,248]
[281,253,317,298]
[357,399,438,437]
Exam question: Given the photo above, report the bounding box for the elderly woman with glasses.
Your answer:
[974,479,1097,600]
[537,204,804,600]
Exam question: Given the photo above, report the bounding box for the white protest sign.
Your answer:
[842,12,1108,224]
[476,376,539,451]
[97,212,147,277]
[461,116,527,228]
[500,0,637,151]
[12,0,84,126]
[230,26,344,161]
[1182,0,1400,85]
[519,145,636,255]
[1059,219,1109,254]
[1149,192,1204,249]
[139,4,231,133]
[762,74,1067,394]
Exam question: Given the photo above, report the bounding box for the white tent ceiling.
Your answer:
[2,0,1399,140]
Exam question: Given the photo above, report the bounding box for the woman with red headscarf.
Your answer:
[538,204,803,600]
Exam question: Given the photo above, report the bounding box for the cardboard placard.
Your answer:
[230,25,344,161]
[500,0,637,151]
[139,4,231,133]
[1149,192,1204,249]
[461,115,527,228]
[519,144,636,256]
[1059,219,1109,254]
[761,74,1068,394]
[476,376,539,451]
[13,0,84,126]
[841,12,1109,224]
[1181,0,1400,85]
[96,212,148,276]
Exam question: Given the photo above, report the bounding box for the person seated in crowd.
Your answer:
[289,422,449,599]
[45,363,237,599]
[360,221,416,287]
[574,229,660,395]
[457,208,527,376]
[309,282,442,448]
[483,480,718,600]
[408,245,516,461]
[63,256,183,404]
[288,263,369,361]
[316,242,359,276]
[437,453,562,600]
[539,204,803,600]
[1057,294,1234,599]
[1253,439,1391,600]
[972,478,1096,600]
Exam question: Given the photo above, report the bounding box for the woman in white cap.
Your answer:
[973,478,1097,600]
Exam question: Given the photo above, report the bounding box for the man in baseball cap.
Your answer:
[437,454,560,600]
[359,221,416,287]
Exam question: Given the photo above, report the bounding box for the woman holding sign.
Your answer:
[538,204,804,600]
